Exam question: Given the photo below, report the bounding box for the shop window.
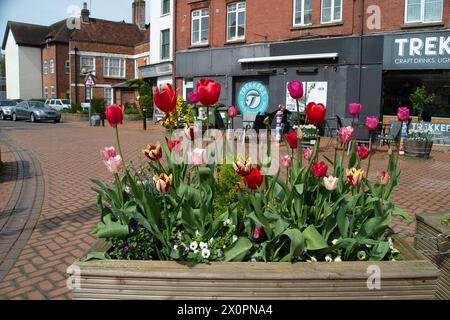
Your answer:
[321,0,342,24]
[161,29,170,60]
[104,57,126,78]
[191,8,209,45]
[405,0,443,24]
[294,0,312,26]
[227,2,246,42]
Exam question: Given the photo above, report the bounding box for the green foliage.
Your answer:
[90,98,106,115]
[70,103,82,114]
[30,98,46,102]
[126,78,153,117]
[110,227,157,260]
[410,86,435,118]
[213,165,242,217]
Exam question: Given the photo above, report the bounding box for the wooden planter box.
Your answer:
[404,140,433,159]
[68,236,438,300]
[415,212,449,300]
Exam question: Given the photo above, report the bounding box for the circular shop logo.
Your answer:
[237,81,269,114]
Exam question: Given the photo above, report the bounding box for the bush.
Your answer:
[91,98,106,115]
[124,107,141,115]
[31,98,46,102]
[71,103,82,114]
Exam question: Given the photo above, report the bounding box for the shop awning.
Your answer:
[238,53,338,64]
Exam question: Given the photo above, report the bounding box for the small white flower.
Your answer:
[176,231,183,240]
[354,231,358,236]
[173,245,178,250]
[223,219,232,227]
[325,254,333,262]
[199,242,208,250]
[201,248,211,259]
[223,245,226,249]
[334,256,342,262]
[232,235,238,243]
[391,258,396,261]
[250,258,257,263]
[215,249,223,258]
[332,239,338,245]
[208,237,214,245]
[308,256,317,262]
[388,237,394,249]
[189,241,198,251]
[195,230,201,237]
[366,244,372,248]
[391,248,400,254]
[124,186,131,194]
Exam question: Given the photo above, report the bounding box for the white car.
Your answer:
[45,99,71,111]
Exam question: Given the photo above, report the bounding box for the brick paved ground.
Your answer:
[0,120,449,299]
[0,144,16,213]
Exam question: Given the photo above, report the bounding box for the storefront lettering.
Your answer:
[395,36,450,57]
[411,122,450,133]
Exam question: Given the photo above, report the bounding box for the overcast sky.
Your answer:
[0,0,150,49]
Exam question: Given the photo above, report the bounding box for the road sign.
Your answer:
[84,74,96,87]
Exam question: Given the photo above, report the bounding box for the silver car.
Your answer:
[0,100,18,120]
[12,101,61,123]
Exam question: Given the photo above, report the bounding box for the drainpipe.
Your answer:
[357,0,365,103]
[74,46,79,105]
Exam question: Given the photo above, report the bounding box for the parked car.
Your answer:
[13,101,61,123]
[45,99,71,111]
[0,100,18,120]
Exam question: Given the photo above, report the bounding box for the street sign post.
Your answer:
[84,74,96,126]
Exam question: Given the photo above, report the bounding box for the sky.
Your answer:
[0,0,150,49]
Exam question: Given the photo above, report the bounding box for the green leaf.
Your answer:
[95,214,129,239]
[247,212,273,240]
[80,252,111,262]
[224,237,253,262]
[294,184,304,196]
[336,203,349,238]
[392,206,413,221]
[369,242,390,261]
[282,229,304,259]
[303,225,328,250]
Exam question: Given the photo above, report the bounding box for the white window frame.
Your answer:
[50,59,55,74]
[160,29,171,61]
[103,57,126,78]
[404,0,443,24]
[80,56,95,73]
[104,87,113,105]
[44,87,48,99]
[191,8,209,45]
[65,60,70,75]
[51,86,56,98]
[227,2,246,42]
[321,0,343,24]
[293,0,313,26]
[161,0,170,16]
[43,60,48,75]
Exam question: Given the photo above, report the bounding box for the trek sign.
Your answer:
[383,31,450,70]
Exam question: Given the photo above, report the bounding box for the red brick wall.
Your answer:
[56,43,70,99]
[42,45,56,99]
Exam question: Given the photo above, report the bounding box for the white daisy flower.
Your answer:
[215,249,223,258]
[173,244,178,250]
[332,239,338,245]
[199,242,208,250]
[232,235,238,243]
[223,219,232,227]
[189,241,198,251]
[195,230,201,237]
[176,231,183,240]
[325,254,333,262]
[307,256,317,262]
[201,248,211,259]
[334,256,342,262]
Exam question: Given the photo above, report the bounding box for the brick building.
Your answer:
[174,0,450,123]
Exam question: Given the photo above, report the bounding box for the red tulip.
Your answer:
[356,145,370,160]
[348,103,362,117]
[143,144,162,161]
[365,115,379,131]
[188,91,200,104]
[287,80,304,100]
[196,79,221,106]
[228,105,238,118]
[105,104,125,127]
[153,83,177,114]
[312,161,328,178]
[397,106,410,122]
[284,131,298,149]
[253,225,265,242]
[167,139,181,152]
[306,102,326,125]
[244,168,264,190]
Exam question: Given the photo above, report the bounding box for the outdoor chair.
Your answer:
[378,121,402,148]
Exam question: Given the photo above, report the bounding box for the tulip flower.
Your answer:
[303,147,313,161]
[233,156,253,177]
[305,102,326,125]
[346,168,364,186]
[287,80,304,100]
[196,79,221,106]
[356,145,370,160]
[365,115,379,131]
[228,105,238,118]
[189,148,206,166]
[153,173,173,194]
[338,126,355,143]
[103,155,124,174]
[284,131,298,149]
[323,176,338,191]
[397,106,410,122]
[188,91,200,104]
[105,104,125,127]
[100,146,117,162]
[348,103,362,117]
[281,155,291,168]
[380,171,391,185]
[143,144,162,161]
[167,139,181,152]
[244,168,264,190]
[253,225,265,242]
[312,161,328,178]
[153,83,177,114]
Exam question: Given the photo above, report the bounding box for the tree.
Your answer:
[126,78,153,118]
[409,86,435,121]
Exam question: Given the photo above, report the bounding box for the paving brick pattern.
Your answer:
[0,144,16,214]
[0,121,448,299]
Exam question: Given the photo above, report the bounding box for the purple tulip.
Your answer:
[287,80,304,100]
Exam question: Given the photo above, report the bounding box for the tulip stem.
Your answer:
[115,125,124,163]
[206,105,210,131]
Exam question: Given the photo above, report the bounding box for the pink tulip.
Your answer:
[365,115,379,131]
[287,80,304,100]
[188,91,200,104]
[281,155,291,168]
[100,146,117,162]
[323,176,338,191]
[338,126,355,143]
[302,147,313,161]
[189,148,205,165]
[397,107,410,122]
[228,105,238,118]
[348,103,362,117]
[253,225,265,242]
[103,155,123,174]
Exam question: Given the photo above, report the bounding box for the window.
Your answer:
[51,86,56,98]
[43,61,48,75]
[44,87,48,99]
[227,2,246,41]
[191,9,209,45]
[80,56,95,73]
[50,59,55,74]
[161,0,170,15]
[160,29,170,60]
[294,0,312,26]
[405,0,443,23]
[104,87,113,105]
[104,57,126,78]
[65,60,70,75]
[321,0,342,23]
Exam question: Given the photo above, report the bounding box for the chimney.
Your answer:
[81,2,90,23]
[132,0,146,30]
